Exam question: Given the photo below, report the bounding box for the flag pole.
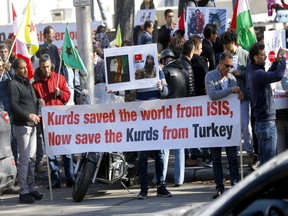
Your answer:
[56,57,63,88]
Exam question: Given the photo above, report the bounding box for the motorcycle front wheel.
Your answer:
[72,160,96,202]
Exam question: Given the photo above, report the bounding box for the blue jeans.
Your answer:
[255,120,277,165]
[49,155,74,185]
[241,100,253,154]
[210,146,239,191]
[139,150,165,190]
[163,149,185,185]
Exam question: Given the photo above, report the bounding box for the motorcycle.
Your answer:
[72,83,138,202]
[72,151,138,202]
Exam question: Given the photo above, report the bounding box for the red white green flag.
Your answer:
[231,0,257,51]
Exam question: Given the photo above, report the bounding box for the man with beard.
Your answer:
[248,43,285,166]
[7,58,43,203]
[33,54,74,189]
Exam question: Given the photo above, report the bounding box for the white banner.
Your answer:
[42,95,241,156]
[0,21,101,50]
[264,30,288,109]
[104,43,159,92]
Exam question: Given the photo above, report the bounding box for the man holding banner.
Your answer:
[205,51,242,199]
[33,54,74,189]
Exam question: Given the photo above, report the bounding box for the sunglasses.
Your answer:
[221,62,233,69]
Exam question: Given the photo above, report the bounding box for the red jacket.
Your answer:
[33,71,70,106]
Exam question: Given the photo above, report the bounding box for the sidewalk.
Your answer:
[148,151,253,185]
[33,151,253,188]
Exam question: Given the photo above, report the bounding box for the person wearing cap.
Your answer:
[160,48,189,187]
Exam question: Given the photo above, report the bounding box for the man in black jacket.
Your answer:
[36,26,60,73]
[179,40,195,97]
[190,34,209,96]
[158,9,175,51]
[7,58,44,204]
[201,23,218,71]
[160,49,188,186]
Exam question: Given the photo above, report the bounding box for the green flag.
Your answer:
[115,24,122,47]
[231,0,257,51]
[61,25,88,76]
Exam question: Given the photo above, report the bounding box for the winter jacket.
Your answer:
[32,70,70,106]
[163,59,190,98]
[7,75,37,126]
[179,54,195,96]
[0,73,11,112]
[247,57,285,122]
[191,54,209,96]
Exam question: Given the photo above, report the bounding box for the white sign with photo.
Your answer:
[134,9,156,26]
[185,7,228,39]
[104,43,159,92]
[264,30,288,109]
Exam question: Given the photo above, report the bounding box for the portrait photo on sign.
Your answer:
[106,55,130,84]
[208,8,227,36]
[186,7,206,38]
[134,9,156,26]
[134,54,157,80]
[104,44,159,92]
[186,7,228,39]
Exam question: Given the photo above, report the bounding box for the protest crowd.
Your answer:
[1,0,288,204]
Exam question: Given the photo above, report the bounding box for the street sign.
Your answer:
[73,0,91,7]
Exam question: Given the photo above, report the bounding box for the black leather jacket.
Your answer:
[179,54,195,96]
[163,59,190,99]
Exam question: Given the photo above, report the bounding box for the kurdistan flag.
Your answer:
[231,0,257,51]
[61,25,88,76]
[16,0,39,55]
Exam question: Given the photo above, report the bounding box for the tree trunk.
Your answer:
[114,0,134,43]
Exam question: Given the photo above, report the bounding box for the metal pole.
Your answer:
[75,5,94,104]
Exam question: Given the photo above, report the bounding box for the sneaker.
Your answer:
[185,159,198,167]
[29,191,44,200]
[66,178,75,187]
[174,184,182,187]
[137,189,148,199]
[205,160,213,168]
[247,153,254,169]
[156,185,172,197]
[252,160,260,170]
[36,162,46,173]
[212,190,223,199]
[19,193,34,203]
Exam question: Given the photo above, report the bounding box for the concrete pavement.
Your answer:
[33,150,253,188]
